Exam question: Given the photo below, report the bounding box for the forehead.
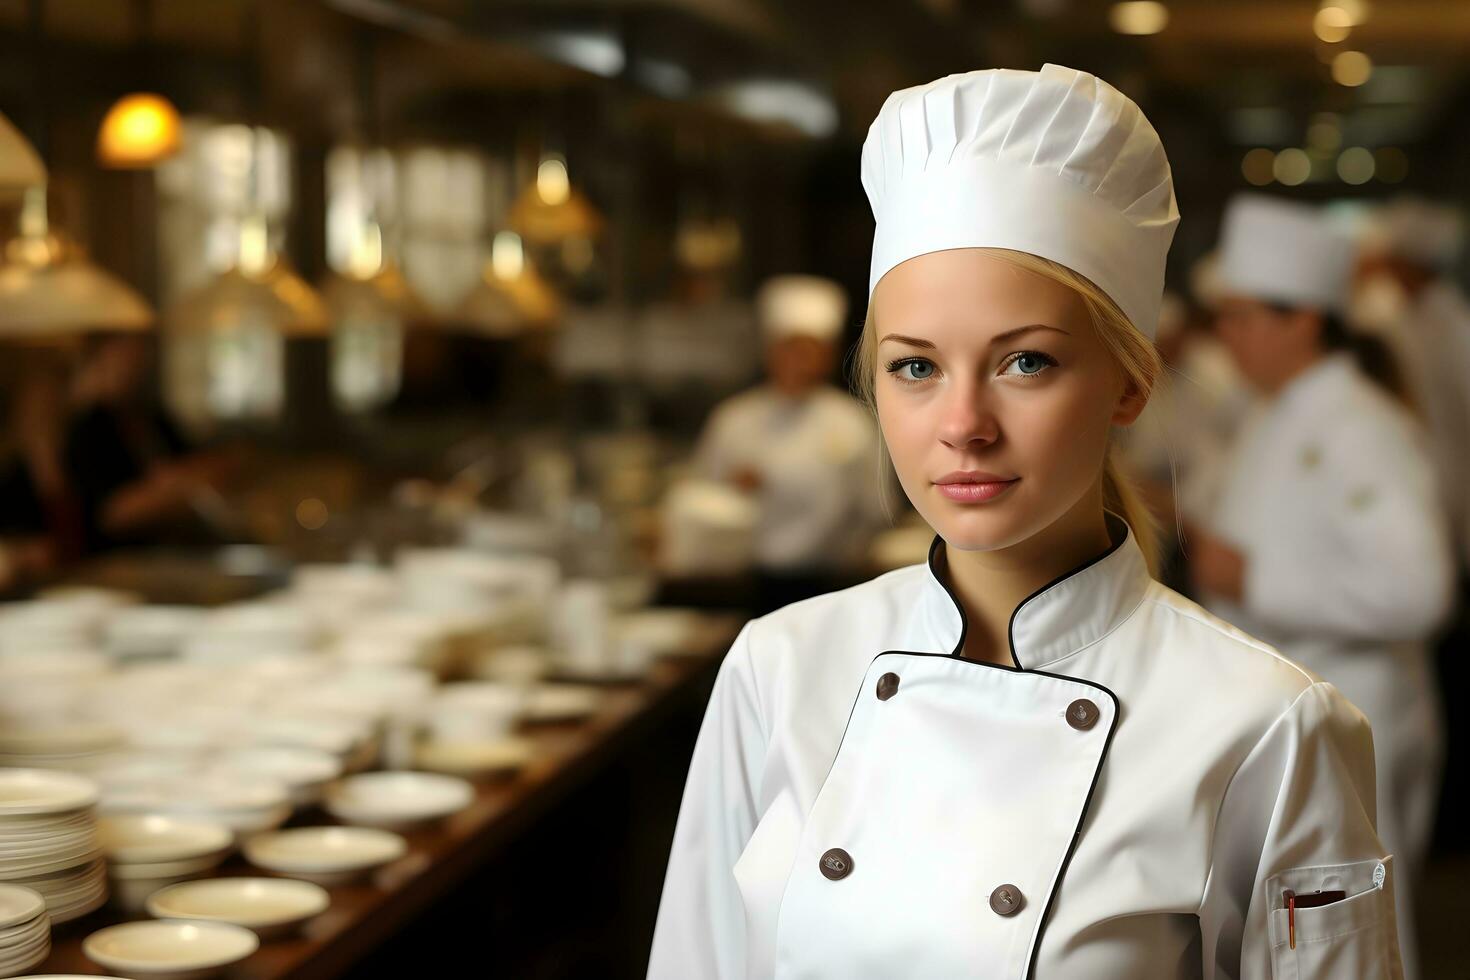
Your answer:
[871,249,1085,342]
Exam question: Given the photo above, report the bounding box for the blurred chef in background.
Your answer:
[63,335,240,554]
[693,274,888,612]
[1116,287,1248,588]
[1187,193,1455,979]
[1352,197,1470,572]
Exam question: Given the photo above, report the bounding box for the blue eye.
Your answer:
[1001,351,1055,377]
[885,358,935,383]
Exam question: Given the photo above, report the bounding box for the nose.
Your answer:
[937,381,999,451]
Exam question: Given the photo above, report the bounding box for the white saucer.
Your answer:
[83,919,259,979]
[146,878,329,940]
[0,769,99,816]
[323,772,473,830]
[97,814,233,865]
[242,826,406,886]
[415,737,536,778]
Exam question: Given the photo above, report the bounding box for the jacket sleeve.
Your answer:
[647,619,767,980]
[1198,681,1403,980]
[1239,414,1454,645]
[692,402,740,483]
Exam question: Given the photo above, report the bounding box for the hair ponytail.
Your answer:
[1102,449,1161,578]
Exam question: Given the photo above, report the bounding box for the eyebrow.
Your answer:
[879,323,1069,348]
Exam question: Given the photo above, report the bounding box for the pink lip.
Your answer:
[933,472,1018,503]
[935,470,1012,485]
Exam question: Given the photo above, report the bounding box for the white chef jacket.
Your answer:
[1370,280,1470,570]
[1201,352,1454,979]
[693,384,887,572]
[649,512,1401,979]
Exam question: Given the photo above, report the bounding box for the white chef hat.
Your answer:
[757,274,848,342]
[861,64,1179,340]
[1217,193,1354,313]
[1360,197,1465,273]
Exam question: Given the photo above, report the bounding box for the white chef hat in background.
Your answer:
[1217,193,1355,313]
[757,274,848,342]
[1359,196,1466,273]
[860,63,1179,340]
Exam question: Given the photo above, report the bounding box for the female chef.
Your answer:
[1188,194,1455,980]
[648,65,1402,979]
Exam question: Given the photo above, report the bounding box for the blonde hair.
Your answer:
[849,248,1164,577]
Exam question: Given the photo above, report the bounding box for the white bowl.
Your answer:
[241,826,406,887]
[249,716,364,759]
[213,747,341,807]
[0,883,45,929]
[0,722,124,757]
[108,852,230,880]
[428,682,526,741]
[469,646,551,684]
[415,737,535,779]
[99,773,291,837]
[83,919,259,979]
[0,769,100,815]
[97,814,233,865]
[146,878,329,940]
[324,772,474,830]
[108,869,208,915]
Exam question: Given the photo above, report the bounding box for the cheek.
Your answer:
[875,385,928,484]
[1004,382,1113,475]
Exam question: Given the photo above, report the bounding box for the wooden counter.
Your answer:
[33,614,743,979]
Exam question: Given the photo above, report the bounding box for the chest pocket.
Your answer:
[1266,857,1402,980]
[772,652,1117,979]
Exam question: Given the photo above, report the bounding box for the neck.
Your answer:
[942,485,1114,666]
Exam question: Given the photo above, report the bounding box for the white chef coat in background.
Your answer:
[1200,352,1454,980]
[1358,278,1470,570]
[648,514,1401,979]
[693,384,888,573]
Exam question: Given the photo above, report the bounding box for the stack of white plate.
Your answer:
[9,859,107,926]
[97,813,233,914]
[0,770,106,923]
[0,884,51,976]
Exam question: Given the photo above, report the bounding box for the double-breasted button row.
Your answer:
[819,846,1021,918]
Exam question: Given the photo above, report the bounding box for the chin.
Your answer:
[921,495,1039,554]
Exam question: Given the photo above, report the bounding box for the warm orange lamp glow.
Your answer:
[97,93,182,168]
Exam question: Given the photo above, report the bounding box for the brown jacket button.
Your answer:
[819,847,853,880]
[1065,698,1099,731]
[989,883,1024,916]
[876,672,900,701]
